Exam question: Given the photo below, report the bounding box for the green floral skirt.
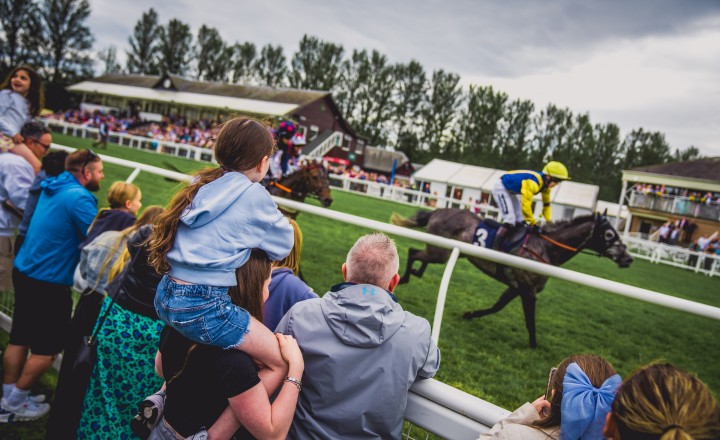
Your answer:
[77,296,164,439]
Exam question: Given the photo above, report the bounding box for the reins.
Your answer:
[269,180,293,194]
[539,234,579,252]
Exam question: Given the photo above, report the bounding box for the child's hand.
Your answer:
[531,395,551,418]
[12,133,24,144]
[276,333,304,371]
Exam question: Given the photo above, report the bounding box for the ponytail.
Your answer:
[148,167,226,274]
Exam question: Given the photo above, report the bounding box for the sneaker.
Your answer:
[1,397,50,422]
[29,394,46,403]
[130,391,166,440]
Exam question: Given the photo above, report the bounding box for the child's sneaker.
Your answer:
[130,391,166,440]
[0,406,15,423]
[0,397,50,421]
[29,394,46,403]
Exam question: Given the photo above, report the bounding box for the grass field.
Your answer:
[2,133,719,437]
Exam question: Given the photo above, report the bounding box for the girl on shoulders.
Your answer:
[0,65,44,173]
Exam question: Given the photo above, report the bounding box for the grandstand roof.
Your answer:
[623,157,720,192]
[68,73,329,116]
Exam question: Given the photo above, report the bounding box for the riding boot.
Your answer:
[493,223,513,251]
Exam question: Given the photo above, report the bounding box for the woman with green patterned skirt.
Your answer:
[76,224,164,439]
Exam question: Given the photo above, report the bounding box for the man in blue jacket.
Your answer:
[1,149,103,422]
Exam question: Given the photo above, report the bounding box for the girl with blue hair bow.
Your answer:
[479,354,621,440]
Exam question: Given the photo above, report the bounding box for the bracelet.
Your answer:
[284,376,302,392]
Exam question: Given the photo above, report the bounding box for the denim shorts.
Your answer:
[155,275,250,350]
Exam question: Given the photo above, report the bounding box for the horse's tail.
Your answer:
[390,210,433,228]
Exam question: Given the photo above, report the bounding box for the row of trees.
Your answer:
[0,4,702,201]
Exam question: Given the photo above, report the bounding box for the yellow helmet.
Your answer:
[543,161,570,180]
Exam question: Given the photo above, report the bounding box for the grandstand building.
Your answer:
[67,73,367,164]
[620,157,720,241]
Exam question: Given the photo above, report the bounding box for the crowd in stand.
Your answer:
[1,67,720,439]
[43,109,221,149]
[633,183,720,205]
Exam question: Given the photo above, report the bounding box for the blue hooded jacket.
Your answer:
[167,171,293,286]
[264,267,318,331]
[15,171,98,285]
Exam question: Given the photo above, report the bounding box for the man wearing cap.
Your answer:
[491,161,570,250]
[0,122,51,293]
[1,149,103,422]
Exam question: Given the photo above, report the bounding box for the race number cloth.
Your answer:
[472,221,499,249]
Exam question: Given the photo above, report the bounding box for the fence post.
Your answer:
[431,247,461,345]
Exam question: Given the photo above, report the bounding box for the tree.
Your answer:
[391,60,427,158]
[126,8,161,74]
[254,44,287,87]
[621,128,671,170]
[353,50,396,145]
[673,146,702,162]
[194,25,232,82]
[591,122,623,200]
[158,18,192,76]
[495,98,535,170]
[334,49,371,127]
[98,45,121,74]
[530,104,574,165]
[36,0,94,83]
[420,69,463,157]
[289,34,344,91]
[232,42,257,84]
[458,85,508,167]
[0,0,40,71]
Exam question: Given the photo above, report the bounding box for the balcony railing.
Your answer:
[629,191,720,221]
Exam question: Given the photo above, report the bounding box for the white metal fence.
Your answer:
[623,233,720,277]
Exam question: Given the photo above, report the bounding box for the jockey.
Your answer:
[491,161,570,250]
[286,132,306,174]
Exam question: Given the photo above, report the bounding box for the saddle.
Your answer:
[473,219,528,253]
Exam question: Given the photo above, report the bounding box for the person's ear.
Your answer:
[388,273,400,292]
[342,263,348,281]
[603,412,619,440]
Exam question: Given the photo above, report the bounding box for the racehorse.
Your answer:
[390,209,633,348]
[265,161,333,217]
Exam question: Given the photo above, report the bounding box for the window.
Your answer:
[309,125,319,141]
[342,135,352,151]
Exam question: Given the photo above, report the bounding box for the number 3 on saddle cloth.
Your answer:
[472,219,526,252]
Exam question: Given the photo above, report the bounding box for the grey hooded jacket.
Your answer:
[276,283,441,439]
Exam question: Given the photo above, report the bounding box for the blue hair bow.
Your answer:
[560,362,622,440]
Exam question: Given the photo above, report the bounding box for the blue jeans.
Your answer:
[155,275,250,349]
[148,418,207,440]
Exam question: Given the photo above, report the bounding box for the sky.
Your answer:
[87,0,720,156]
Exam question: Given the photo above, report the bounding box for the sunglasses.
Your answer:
[82,148,99,172]
[29,137,52,150]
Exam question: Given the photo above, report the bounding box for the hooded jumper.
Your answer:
[166,171,293,286]
[276,283,441,439]
[15,171,97,285]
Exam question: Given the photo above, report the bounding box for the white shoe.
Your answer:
[0,397,50,421]
[29,394,46,403]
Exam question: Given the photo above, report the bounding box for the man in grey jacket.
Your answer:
[276,232,441,439]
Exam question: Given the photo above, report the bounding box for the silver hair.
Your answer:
[345,232,399,287]
[20,121,50,139]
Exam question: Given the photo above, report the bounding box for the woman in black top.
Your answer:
[152,249,304,440]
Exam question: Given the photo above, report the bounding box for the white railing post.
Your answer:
[431,247,461,345]
[126,167,142,184]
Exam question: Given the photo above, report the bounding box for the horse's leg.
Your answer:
[519,290,538,349]
[463,287,519,320]
[399,248,420,284]
[411,260,429,277]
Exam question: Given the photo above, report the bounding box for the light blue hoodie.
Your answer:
[167,171,293,286]
[15,171,98,285]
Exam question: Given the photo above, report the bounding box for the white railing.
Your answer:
[326,173,501,219]
[622,234,720,277]
[5,145,719,439]
[304,131,343,159]
[40,119,216,163]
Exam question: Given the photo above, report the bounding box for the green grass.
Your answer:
[2,135,719,437]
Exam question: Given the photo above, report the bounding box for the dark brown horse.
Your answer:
[390,209,633,348]
[265,161,333,215]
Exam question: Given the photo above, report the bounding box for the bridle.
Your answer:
[525,215,621,263]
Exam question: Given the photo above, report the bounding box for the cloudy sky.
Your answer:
[87,0,720,156]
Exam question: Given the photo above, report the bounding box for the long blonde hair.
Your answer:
[273,218,302,275]
[611,363,720,440]
[104,206,165,284]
